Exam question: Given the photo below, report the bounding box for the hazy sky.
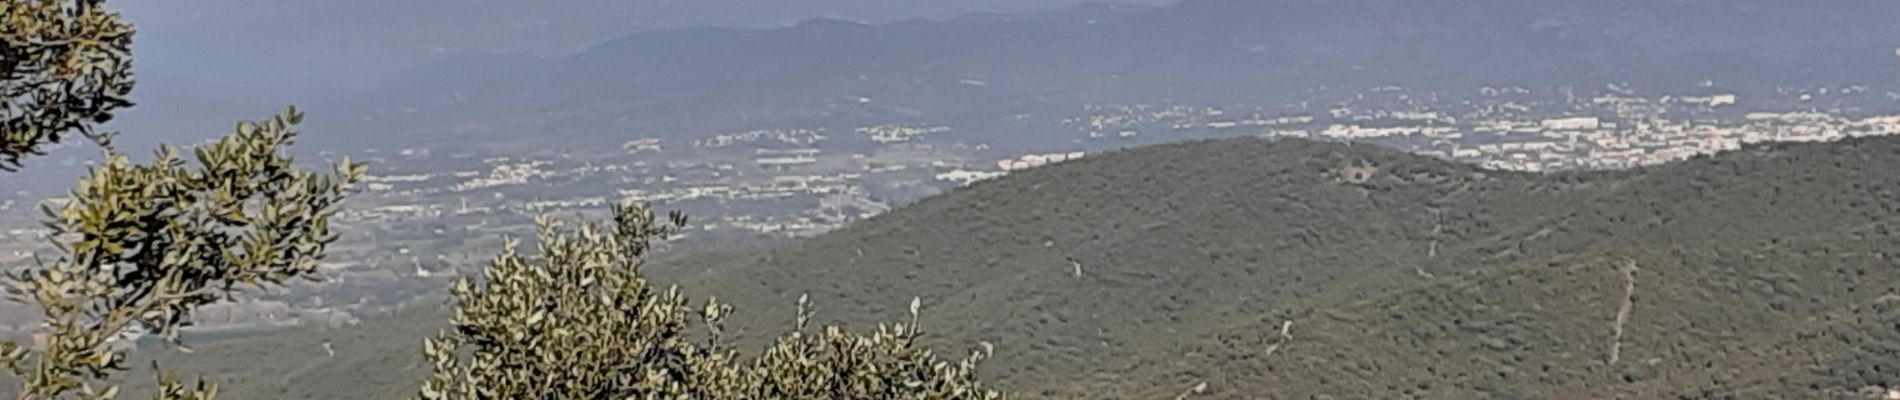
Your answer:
[0,0,1172,188]
[92,0,1171,147]
[116,1,1174,90]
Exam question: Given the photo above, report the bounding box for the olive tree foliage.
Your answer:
[0,0,136,172]
[0,107,366,399]
[419,203,1001,399]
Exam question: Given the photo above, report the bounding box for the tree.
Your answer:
[418,203,1000,399]
[0,0,137,172]
[2,108,364,400]
[0,1,366,398]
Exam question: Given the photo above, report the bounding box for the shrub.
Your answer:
[1,3,367,398]
[419,203,1000,399]
[1,109,363,399]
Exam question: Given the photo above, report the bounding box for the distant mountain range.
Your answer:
[313,0,1900,150]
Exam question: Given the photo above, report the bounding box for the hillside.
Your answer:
[86,136,1900,399]
[658,136,1900,399]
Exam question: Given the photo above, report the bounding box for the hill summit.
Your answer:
[668,136,1900,399]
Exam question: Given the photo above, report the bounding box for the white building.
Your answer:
[935,170,1006,185]
[1710,94,1738,107]
[997,151,1086,171]
[1540,117,1601,131]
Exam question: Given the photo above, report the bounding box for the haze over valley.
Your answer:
[2,0,1900,398]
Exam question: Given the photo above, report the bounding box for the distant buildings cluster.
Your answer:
[934,169,1006,185]
[997,151,1086,171]
[621,138,663,153]
[695,128,827,148]
[857,124,951,143]
[754,148,822,169]
[1061,87,1900,173]
[450,159,553,191]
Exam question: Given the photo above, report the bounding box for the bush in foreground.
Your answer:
[2,3,366,398]
[418,203,1000,399]
[1,110,363,399]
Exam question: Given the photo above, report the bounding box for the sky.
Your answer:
[116,1,1175,91]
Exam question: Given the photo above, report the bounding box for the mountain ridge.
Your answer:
[654,135,1900,398]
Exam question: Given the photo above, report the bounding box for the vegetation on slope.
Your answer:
[658,137,1900,399]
